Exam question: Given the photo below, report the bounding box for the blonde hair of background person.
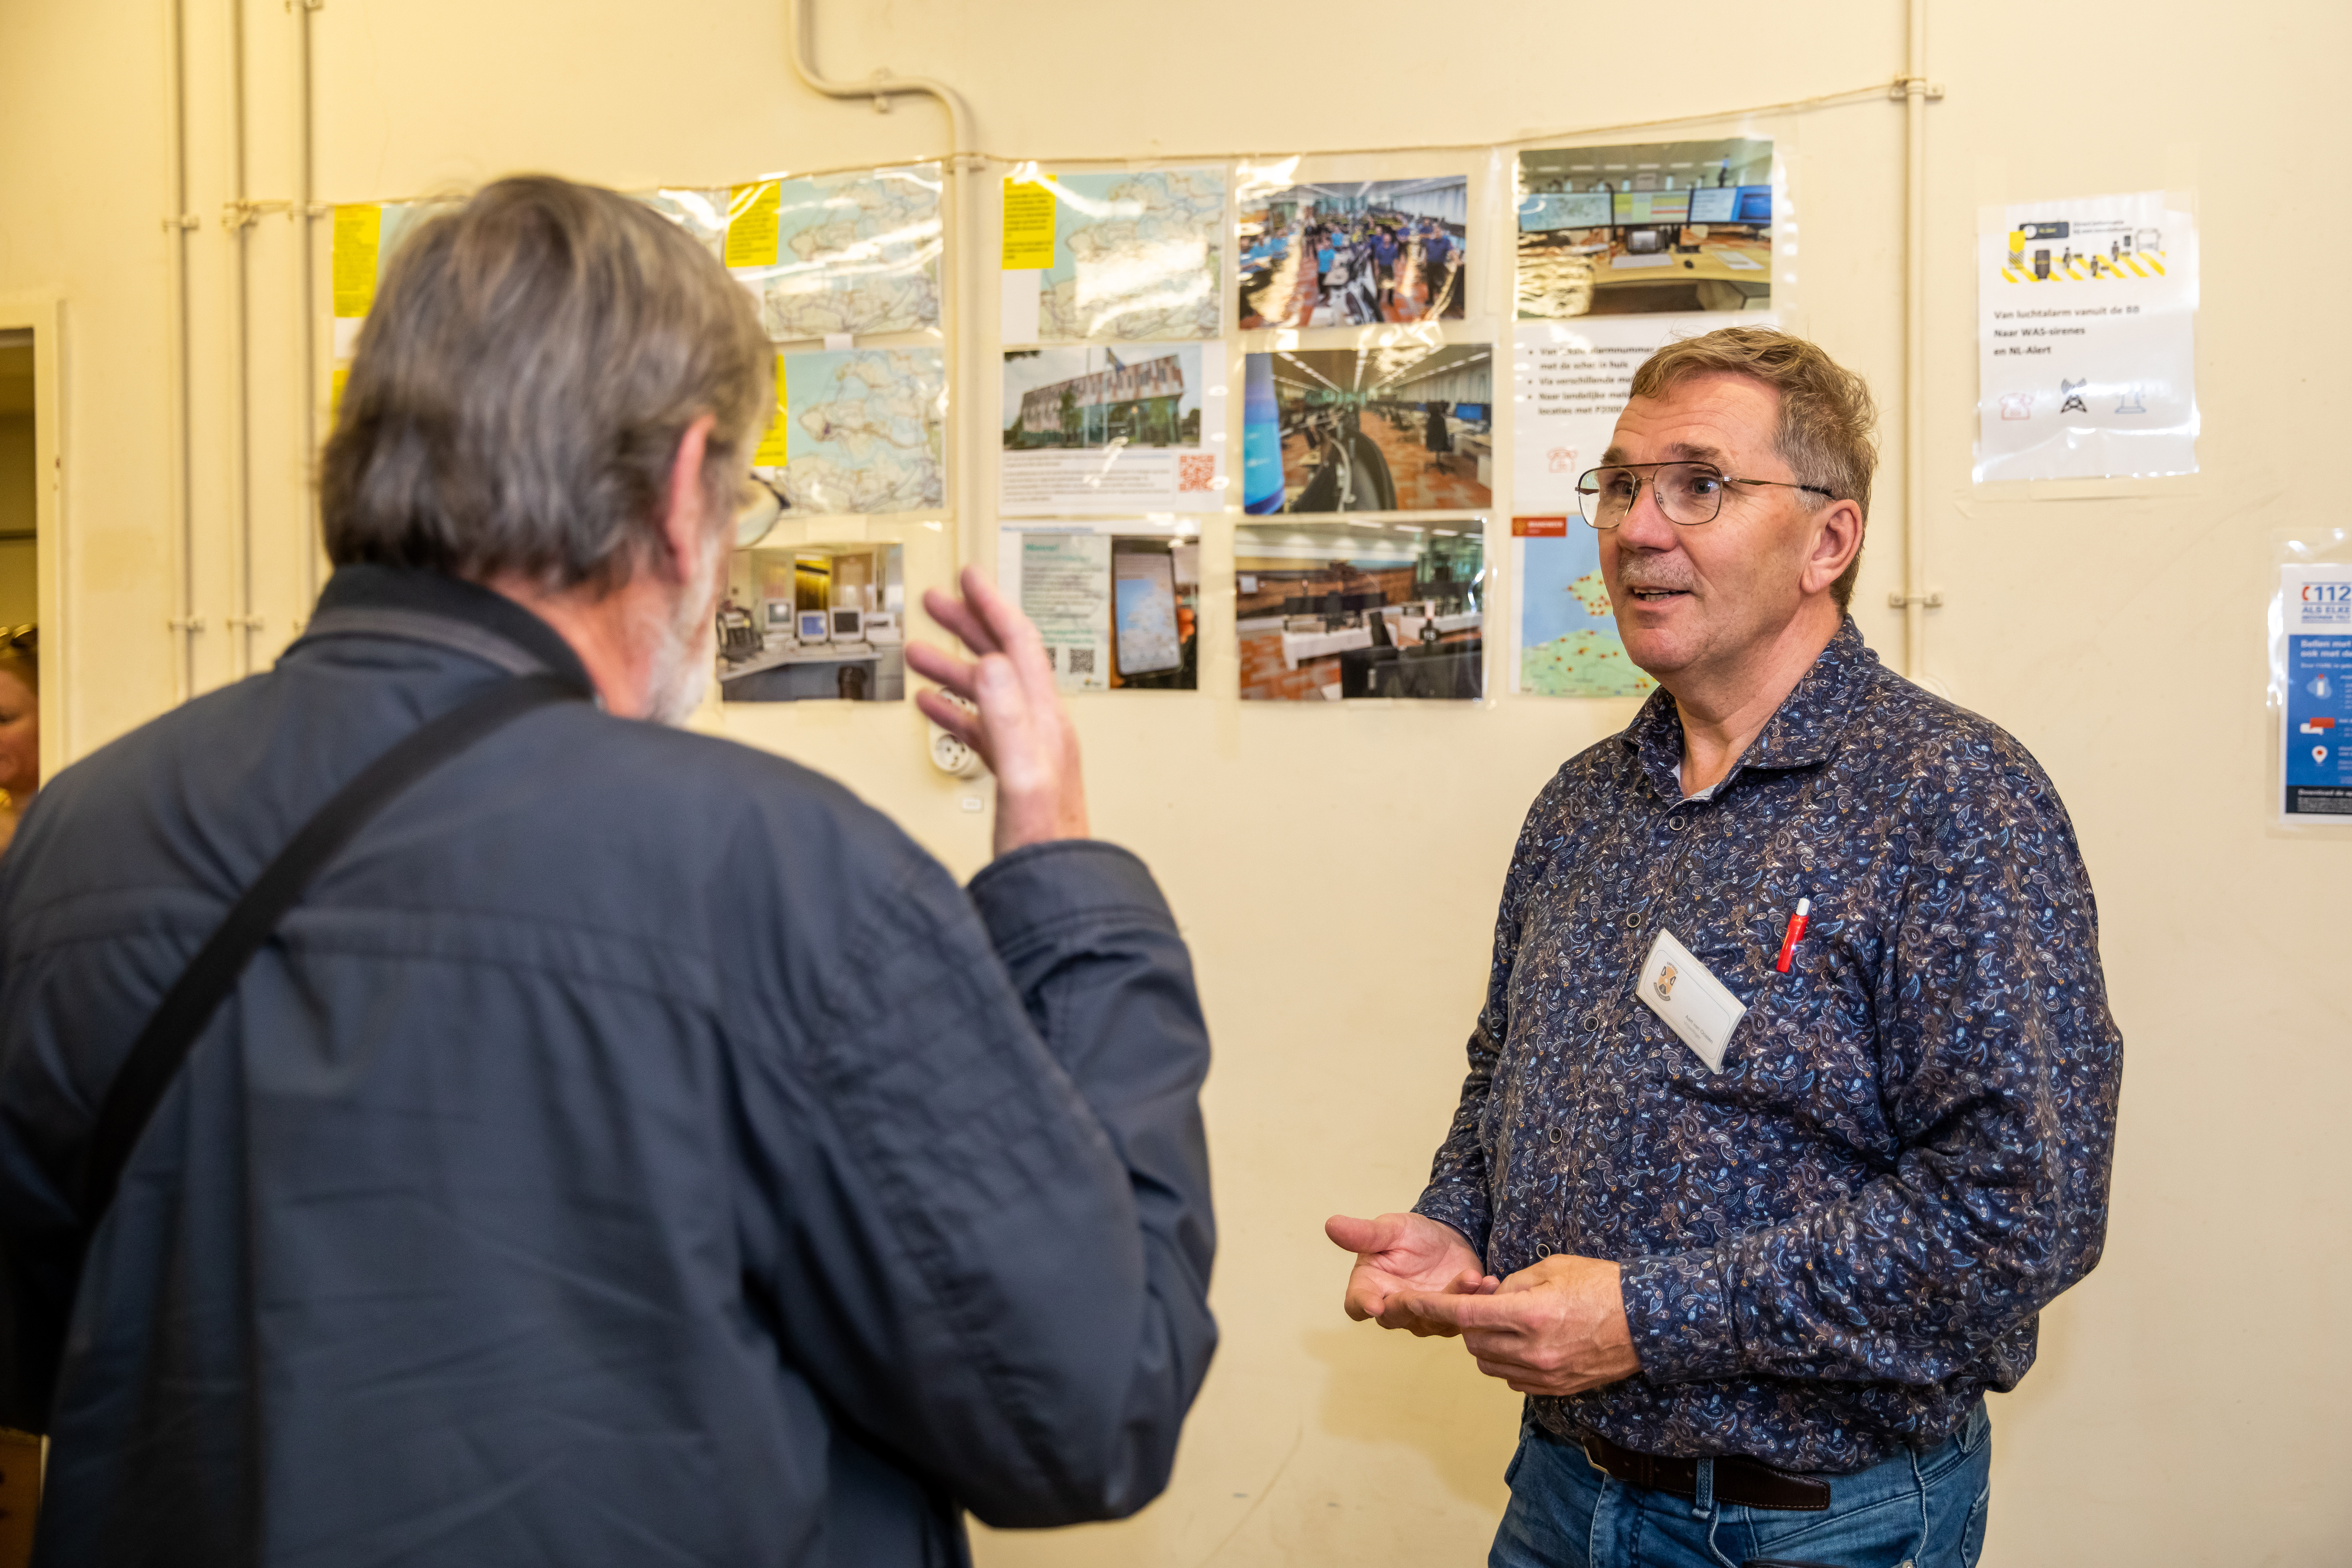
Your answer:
[0,627,38,854]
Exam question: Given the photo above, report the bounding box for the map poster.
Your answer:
[998,525,1200,691]
[1516,138,1775,321]
[1000,343,1229,515]
[2279,563,2352,821]
[1511,517,1654,699]
[1975,190,2198,483]
[1235,519,1483,701]
[760,348,946,516]
[999,166,1226,344]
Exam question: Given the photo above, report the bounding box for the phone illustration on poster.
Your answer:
[998,527,1200,692]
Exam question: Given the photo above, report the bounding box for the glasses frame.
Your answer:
[735,474,790,549]
[1574,461,1836,530]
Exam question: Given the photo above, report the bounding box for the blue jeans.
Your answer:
[1490,1402,1991,1568]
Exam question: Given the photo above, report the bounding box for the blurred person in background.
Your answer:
[0,626,36,854]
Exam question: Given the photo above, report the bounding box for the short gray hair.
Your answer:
[321,175,773,593]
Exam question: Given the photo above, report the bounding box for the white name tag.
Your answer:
[1634,928,1748,1073]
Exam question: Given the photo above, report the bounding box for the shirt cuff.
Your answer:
[965,839,1175,952]
[1619,1246,1745,1384]
[1410,1190,1491,1264]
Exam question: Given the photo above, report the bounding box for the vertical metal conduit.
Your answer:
[1901,0,1931,681]
[783,0,981,576]
[162,0,201,701]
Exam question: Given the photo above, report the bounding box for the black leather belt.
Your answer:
[1580,1428,1830,1513]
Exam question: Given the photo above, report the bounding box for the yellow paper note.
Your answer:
[726,180,783,270]
[752,354,791,468]
[332,204,382,318]
[1002,173,1056,270]
[330,367,349,425]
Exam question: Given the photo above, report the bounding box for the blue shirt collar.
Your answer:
[1623,616,1878,801]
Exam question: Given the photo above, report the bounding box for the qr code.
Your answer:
[1176,454,1216,493]
[1067,648,1096,675]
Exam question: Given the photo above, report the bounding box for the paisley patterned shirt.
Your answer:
[1415,619,2123,1474]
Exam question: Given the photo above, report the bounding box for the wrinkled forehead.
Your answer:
[1602,372,1782,471]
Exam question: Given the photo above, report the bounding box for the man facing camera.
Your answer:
[1330,328,2120,1568]
[0,177,1215,1566]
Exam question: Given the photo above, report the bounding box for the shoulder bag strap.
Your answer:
[76,673,588,1225]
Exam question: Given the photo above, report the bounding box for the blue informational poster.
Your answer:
[2280,564,2352,819]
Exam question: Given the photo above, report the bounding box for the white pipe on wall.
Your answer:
[161,0,201,701]
[223,0,257,675]
[783,0,982,578]
[293,0,320,607]
[1900,0,1932,681]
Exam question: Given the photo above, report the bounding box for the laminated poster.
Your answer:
[1235,519,1483,701]
[1507,314,1759,696]
[1237,172,1467,329]
[1976,191,2198,483]
[2280,564,2352,821]
[1000,344,1229,514]
[1000,167,1226,344]
[998,527,1200,692]
[716,541,908,705]
[753,348,946,517]
[1515,138,1775,321]
[1241,343,1493,514]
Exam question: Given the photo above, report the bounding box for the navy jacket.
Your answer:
[0,566,1217,1565]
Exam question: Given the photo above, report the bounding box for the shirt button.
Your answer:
[1535,1242,1552,1258]
[1582,1012,1603,1032]
[1668,815,1688,832]
[1547,1127,1562,1145]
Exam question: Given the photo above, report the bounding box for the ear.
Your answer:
[1799,497,1865,599]
[656,414,721,585]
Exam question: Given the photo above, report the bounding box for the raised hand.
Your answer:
[907,567,1088,857]
[1325,1211,1496,1333]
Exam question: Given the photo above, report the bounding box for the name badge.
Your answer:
[1635,928,1748,1074]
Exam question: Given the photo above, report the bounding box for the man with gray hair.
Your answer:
[1330,328,2121,1568]
[0,176,1216,1565]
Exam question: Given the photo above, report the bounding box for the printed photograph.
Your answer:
[1238,176,1468,329]
[717,542,906,702]
[1241,344,1492,514]
[1000,530,1200,692]
[1515,139,1774,319]
[1235,520,1483,701]
[1002,345,1204,450]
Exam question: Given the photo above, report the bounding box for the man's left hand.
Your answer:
[1390,1254,1642,1397]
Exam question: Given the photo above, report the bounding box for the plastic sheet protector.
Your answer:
[999,165,1226,344]
[641,165,944,342]
[1235,518,1484,701]
[1975,190,2198,482]
[999,344,1228,514]
[755,347,947,516]
[1235,166,1469,330]
[2272,529,2352,826]
[996,522,1200,691]
[1241,336,1493,514]
[1516,138,1777,321]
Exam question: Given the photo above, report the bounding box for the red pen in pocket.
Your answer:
[1774,898,1812,974]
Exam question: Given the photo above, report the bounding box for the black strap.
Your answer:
[76,674,588,1225]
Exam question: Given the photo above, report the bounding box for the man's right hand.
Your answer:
[1325,1212,1496,1334]
[908,567,1089,858]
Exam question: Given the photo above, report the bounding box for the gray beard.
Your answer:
[642,528,727,727]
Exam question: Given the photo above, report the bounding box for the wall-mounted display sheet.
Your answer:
[997,526,1200,691]
[1510,516,1656,699]
[1516,139,1775,320]
[644,166,943,342]
[718,541,907,703]
[752,348,946,516]
[1241,343,1493,514]
[329,201,454,359]
[1000,345,1228,513]
[1237,173,1467,329]
[1000,166,1226,343]
[1235,519,1483,700]
[1975,190,2198,483]
[2277,563,2352,820]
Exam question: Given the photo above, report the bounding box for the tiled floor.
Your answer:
[1361,412,1490,510]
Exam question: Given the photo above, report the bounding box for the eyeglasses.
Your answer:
[1574,461,1835,530]
[735,476,788,549]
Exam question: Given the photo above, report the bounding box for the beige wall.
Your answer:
[2,0,2346,1562]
